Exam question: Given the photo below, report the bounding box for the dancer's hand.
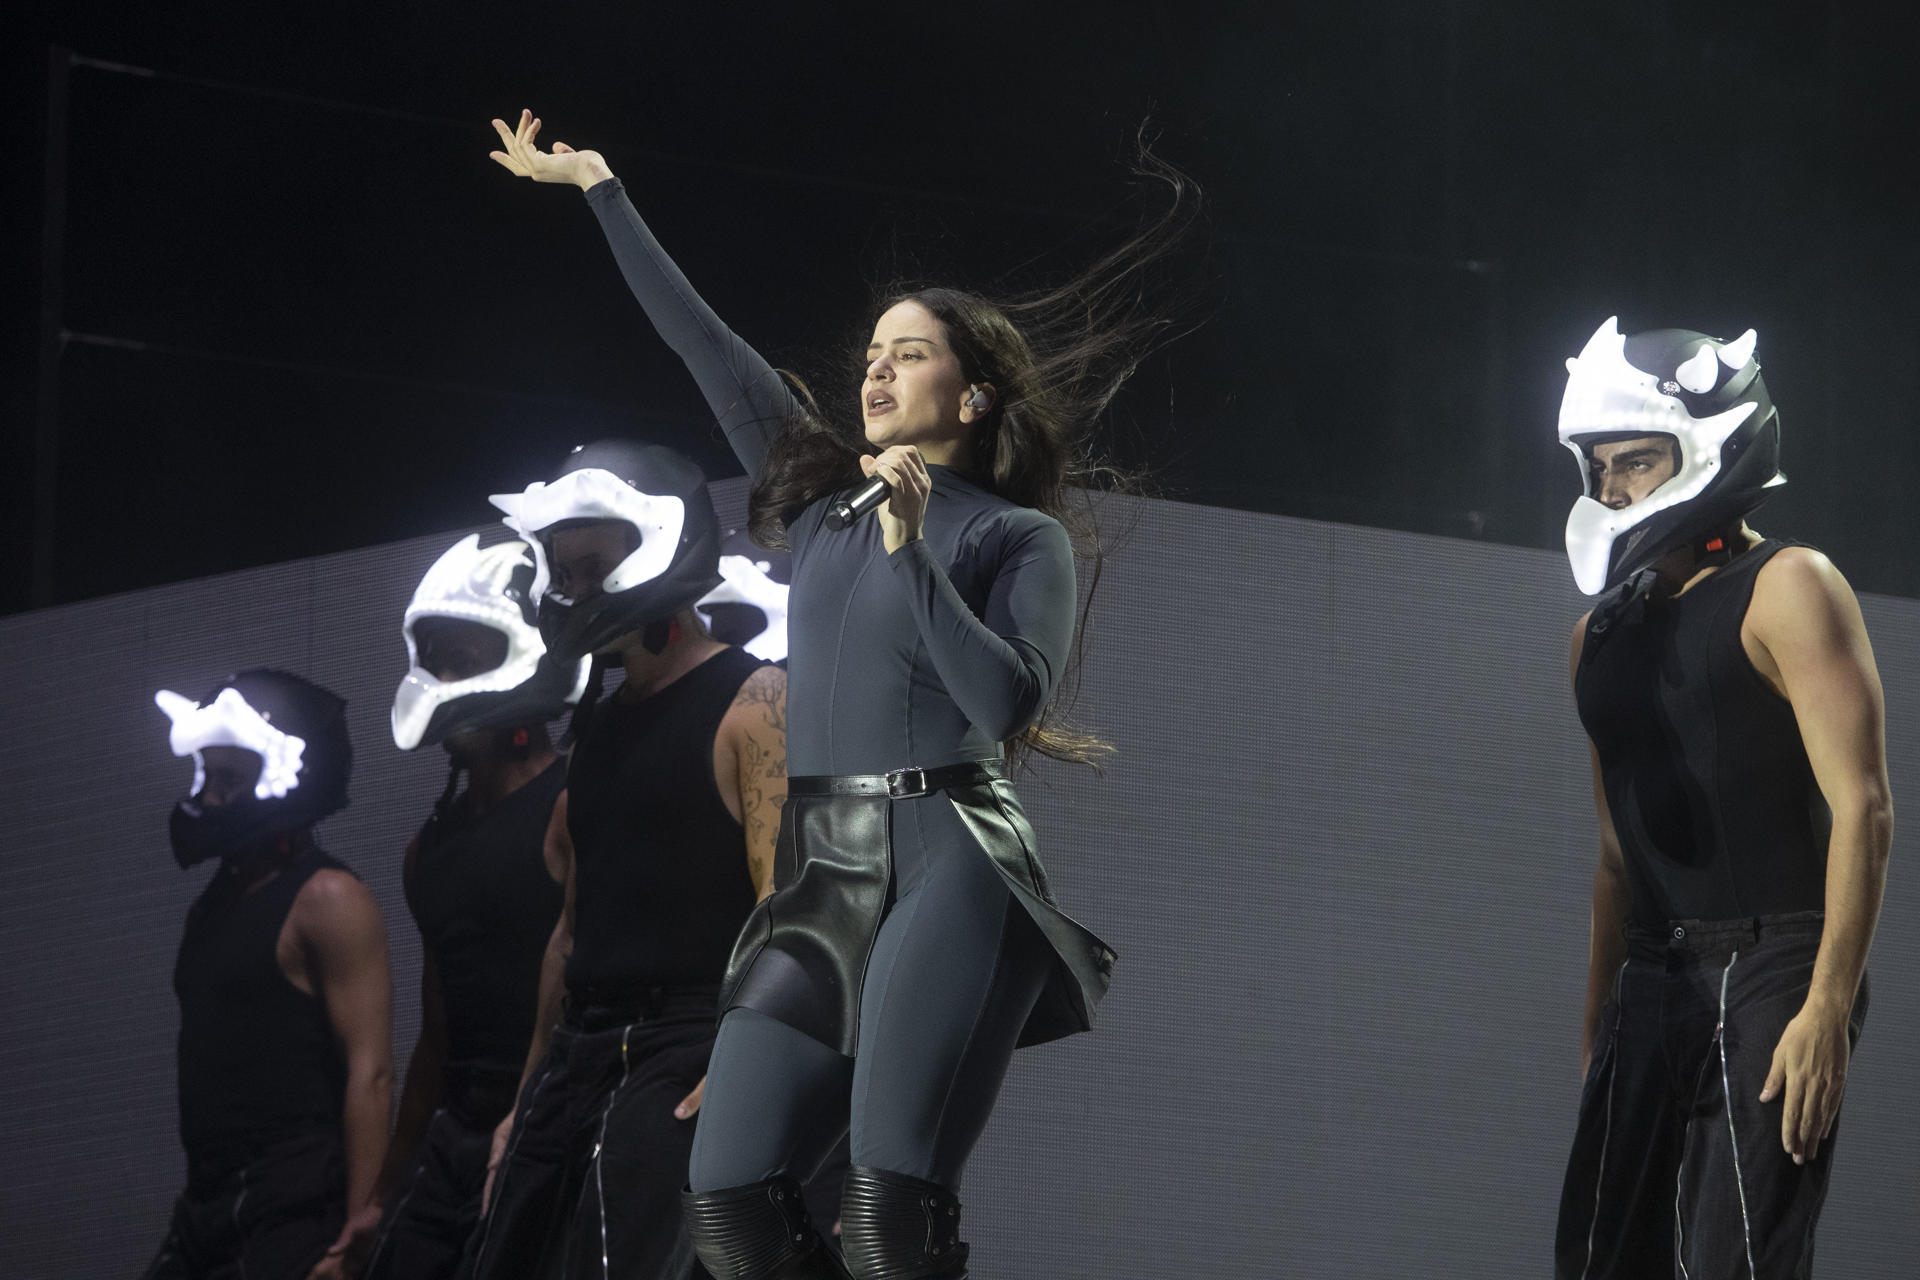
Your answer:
[305,1202,381,1280]
[1760,1000,1851,1165]
[489,108,613,190]
[860,446,931,553]
[481,1109,516,1214]
[674,1075,706,1120]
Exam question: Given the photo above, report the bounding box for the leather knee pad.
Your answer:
[838,1166,969,1279]
[681,1178,849,1280]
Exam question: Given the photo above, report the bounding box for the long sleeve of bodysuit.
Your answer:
[583,177,796,479]
[887,512,1078,745]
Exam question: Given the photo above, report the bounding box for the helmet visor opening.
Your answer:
[1574,432,1681,503]
[411,616,513,683]
[542,517,646,606]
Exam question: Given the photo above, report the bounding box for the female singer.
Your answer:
[490,108,1195,1279]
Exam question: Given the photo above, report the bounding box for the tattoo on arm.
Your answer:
[733,665,787,738]
[730,667,788,897]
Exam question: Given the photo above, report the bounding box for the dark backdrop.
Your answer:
[1,484,1914,1276]
[3,0,1918,615]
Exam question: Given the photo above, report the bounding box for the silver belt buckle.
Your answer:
[886,767,928,798]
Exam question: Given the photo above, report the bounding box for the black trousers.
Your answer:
[142,1130,344,1280]
[362,1102,496,1280]
[1555,913,1868,1279]
[466,993,717,1280]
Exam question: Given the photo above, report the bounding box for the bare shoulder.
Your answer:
[1749,546,1864,639]
[298,866,376,909]
[292,867,383,943]
[1743,546,1882,698]
[1754,545,1850,605]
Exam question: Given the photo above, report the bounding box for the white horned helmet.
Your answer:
[156,669,352,868]
[1559,317,1783,594]
[391,535,592,750]
[489,440,723,663]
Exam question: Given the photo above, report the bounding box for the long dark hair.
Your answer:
[749,138,1205,769]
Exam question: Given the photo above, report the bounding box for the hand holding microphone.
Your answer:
[842,446,932,552]
[833,384,991,533]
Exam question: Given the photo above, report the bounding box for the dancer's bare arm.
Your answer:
[1745,548,1892,1165]
[287,870,393,1278]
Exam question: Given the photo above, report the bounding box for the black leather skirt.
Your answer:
[718,760,1115,1055]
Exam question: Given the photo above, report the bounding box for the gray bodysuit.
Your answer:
[582,178,1111,1193]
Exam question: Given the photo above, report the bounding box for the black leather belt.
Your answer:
[787,759,1006,799]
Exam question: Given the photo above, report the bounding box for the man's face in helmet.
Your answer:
[198,745,263,808]
[414,617,510,683]
[547,519,641,604]
[547,519,655,657]
[1588,436,1680,510]
[413,617,518,762]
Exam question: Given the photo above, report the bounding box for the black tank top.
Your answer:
[174,846,348,1159]
[405,758,566,1105]
[1576,540,1831,927]
[565,646,764,992]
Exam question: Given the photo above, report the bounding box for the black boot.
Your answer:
[681,1178,850,1280]
[838,1166,969,1279]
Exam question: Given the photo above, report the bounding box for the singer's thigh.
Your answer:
[688,1007,854,1191]
[849,806,1051,1191]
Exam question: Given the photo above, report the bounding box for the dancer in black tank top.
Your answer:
[1549,322,1892,1278]
[470,442,788,1280]
[145,671,392,1280]
[365,536,582,1280]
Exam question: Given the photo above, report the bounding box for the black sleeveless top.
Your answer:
[174,846,349,1159]
[405,758,566,1103]
[565,646,765,992]
[1576,540,1832,927]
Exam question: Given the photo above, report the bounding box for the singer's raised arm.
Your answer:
[488,110,797,480]
[582,178,799,481]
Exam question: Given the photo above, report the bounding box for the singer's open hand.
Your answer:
[489,108,613,191]
[861,446,931,553]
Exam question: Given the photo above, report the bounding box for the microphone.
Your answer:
[826,476,890,531]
